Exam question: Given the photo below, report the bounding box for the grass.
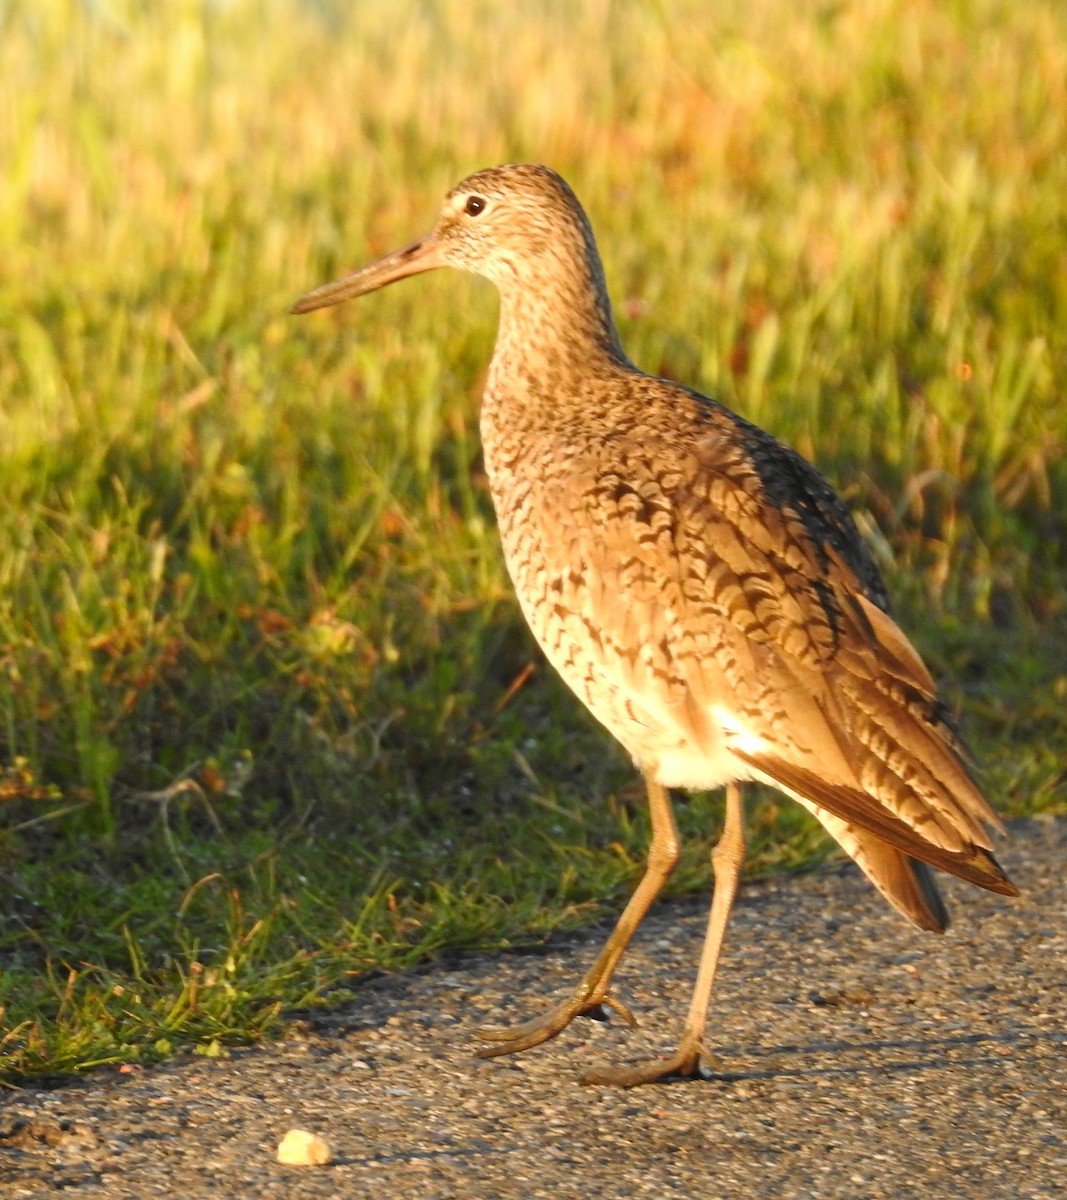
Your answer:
[1,0,1066,1082]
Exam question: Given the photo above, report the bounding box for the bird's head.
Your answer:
[290,163,598,313]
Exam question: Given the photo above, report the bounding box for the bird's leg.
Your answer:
[582,782,746,1086]
[475,777,680,1058]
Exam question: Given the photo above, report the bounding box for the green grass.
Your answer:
[1,0,1066,1081]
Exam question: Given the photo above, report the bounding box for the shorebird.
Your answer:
[291,164,1017,1087]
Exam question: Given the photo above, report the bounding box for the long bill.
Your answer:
[290,233,445,314]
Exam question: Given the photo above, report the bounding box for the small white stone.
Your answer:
[276,1128,332,1166]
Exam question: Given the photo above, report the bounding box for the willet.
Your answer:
[292,164,1017,1087]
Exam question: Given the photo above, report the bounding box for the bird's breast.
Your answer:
[478,410,734,783]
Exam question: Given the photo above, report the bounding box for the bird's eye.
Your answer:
[464,195,487,217]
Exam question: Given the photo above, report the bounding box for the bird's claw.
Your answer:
[599,994,638,1027]
[474,991,637,1058]
[580,1042,712,1088]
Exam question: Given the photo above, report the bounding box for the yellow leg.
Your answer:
[475,776,680,1057]
[582,782,746,1086]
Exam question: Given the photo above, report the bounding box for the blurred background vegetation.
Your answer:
[1,0,1065,1079]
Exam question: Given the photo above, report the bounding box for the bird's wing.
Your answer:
[532,398,1014,896]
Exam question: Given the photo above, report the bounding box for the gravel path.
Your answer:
[2,817,1064,1198]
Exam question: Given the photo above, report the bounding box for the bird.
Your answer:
[291,163,1017,1087]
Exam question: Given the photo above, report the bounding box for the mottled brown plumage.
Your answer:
[292,163,1017,1087]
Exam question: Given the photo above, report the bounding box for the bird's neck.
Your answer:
[487,263,630,413]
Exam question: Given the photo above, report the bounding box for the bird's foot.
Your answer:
[579,1040,712,1088]
[475,992,637,1058]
